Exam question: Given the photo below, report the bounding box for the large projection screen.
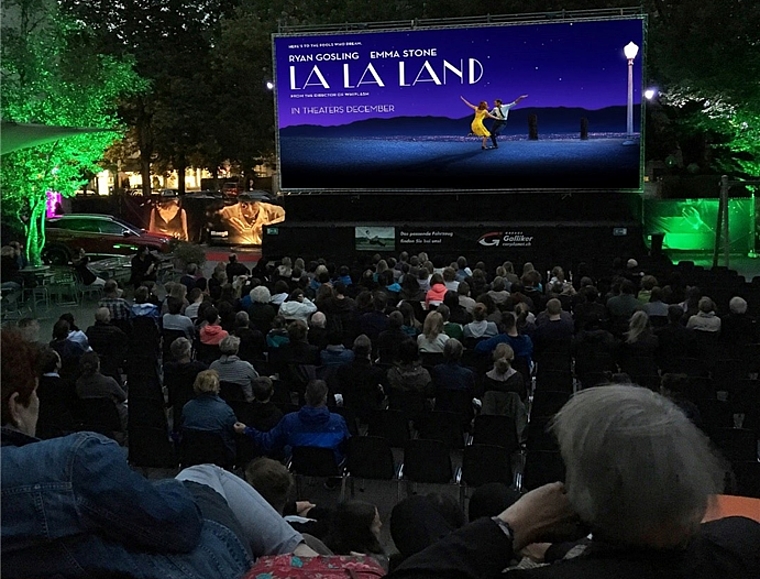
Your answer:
[273,16,645,193]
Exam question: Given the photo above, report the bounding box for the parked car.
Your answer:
[43,214,174,265]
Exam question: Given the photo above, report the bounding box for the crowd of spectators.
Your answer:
[2,249,759,578]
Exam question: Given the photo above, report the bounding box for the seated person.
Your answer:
[85,307,128,384]
[249,376,284,432]
[388,385,759,578]
[75,351,128,436]
[431,338,475,394]
[130,285,160,323]
[209,335,258,402]
[234,379,351,464]
[129,245,159,287]
[1,329,317,578]
[463,302,499,342]
[199,306,229,346]
[72,247,105,287]
[164,338,207,432]
[481,343,527,402]
[336,334,386,423]
[324,500,387,569]
[417,311,450,353]
[180,369,238,462]
[163,296,195,339]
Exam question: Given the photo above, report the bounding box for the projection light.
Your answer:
[624,41,639,61]
[644,88,657,100]
[266,81,274,90]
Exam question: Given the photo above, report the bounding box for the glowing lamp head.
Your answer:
[644,88,657,100]
[624,41,639,61]
[265,81,274,90]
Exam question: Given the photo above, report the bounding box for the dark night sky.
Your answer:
[275,18,644,128]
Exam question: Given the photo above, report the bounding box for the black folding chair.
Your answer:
[219,381,248,404]
[73,397,123,440]
[459,443,513,507]
[418,411,466,450]
[521,450,566,491]
[530,390,571,418]
[401,439,454,497]
[179,428,235,470]
[472,414,519,455]
[346,436,398,498]
[290,445,347,500]
[368,409,412,448]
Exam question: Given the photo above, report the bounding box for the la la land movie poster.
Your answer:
[274,17,645,192]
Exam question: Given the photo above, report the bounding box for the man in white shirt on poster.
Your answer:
[489,94,528,148]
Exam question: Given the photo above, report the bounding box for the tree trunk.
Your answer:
[26,194,47,266]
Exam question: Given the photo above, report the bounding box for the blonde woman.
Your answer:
[482,343,527,401]
[417,311,450,353]
[180,369,237,461]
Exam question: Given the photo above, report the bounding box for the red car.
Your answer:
[43,214,173,265]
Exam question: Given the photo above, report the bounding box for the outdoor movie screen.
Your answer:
[273,16,645,193]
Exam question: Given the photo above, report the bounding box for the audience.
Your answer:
[209,335,258,402]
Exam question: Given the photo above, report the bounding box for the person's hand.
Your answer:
[497,482,578,551]
[233,422,248,434]
[520,94,529,99]
[296,501,316,516]
[293,543,319,558]
[519,542,551,562]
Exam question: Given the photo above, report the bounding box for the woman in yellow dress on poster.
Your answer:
[460,96,501,150]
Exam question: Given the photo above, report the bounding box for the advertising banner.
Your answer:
[274,17,645,192]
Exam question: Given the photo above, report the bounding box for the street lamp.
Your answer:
[624,41,639,138]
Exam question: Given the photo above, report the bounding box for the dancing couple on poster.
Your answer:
[460,94,529,149]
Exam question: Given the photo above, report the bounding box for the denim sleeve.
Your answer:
[72,433,202,552]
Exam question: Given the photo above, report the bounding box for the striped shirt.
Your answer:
[209,355,258,401]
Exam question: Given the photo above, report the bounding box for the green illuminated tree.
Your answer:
[1,0,145,264]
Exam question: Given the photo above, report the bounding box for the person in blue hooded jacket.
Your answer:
[235,379,351,464]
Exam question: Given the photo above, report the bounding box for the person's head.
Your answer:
[17,317,40,342]
[698,296,715,314]
[502,311,517,332]
[287,320,308,343]
[1,330,40,435]
[59,312,76,330]
[104,278,119,297]
[52,319,70,341]
[137,245,150,258]
[326,500,383,555]
[552,385,725,547]
[668,304,684,324]
[79,351,101,376]
[626,310,650,343]
[491,277,506,292]
[492,342,514,374]
[470,302,487,322]
[372,291,387,312]
[350,334,371,359]
[305,379,328,407]
[39,346,62,374]
[170,282,187,301]
[649,286,663,303]
[193,369,220,395]
[186,262,198,275]
[436,303,450,323]
[429,273,444,287]
[228,253,238,263]
[442,267,456,283]
[171,337,193,361]
[546,298,562,317]
[620,280,636,295]
[234,310,250,329]
[205,306,220,325]
[134,285,150,304]
[95,307,111,324]
[388,310,404,330]
[398,338,419,364]
[729,296,748,314]
[640,275,658,291]
[660,373,690,398]
[219,335,241,356]
[443,338,463,363]
[309,311,327,329]
[458,281,471,297]
[244,457,294,515]
[478,101,488,110]
[422,311,444,339]
[252,376,274,402]
[494,98,503,106]
[166,296,183,316]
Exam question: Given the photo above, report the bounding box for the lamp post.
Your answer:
[624,41,639,138]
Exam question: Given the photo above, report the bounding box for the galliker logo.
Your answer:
[477,231,534,248]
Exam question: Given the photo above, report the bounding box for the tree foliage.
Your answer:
[1,0,145,264]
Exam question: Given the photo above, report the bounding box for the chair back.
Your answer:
[179,428,235,470]
[73,397,122,438]
[196,342,222,364]
[531,390,571,418]
[472,414,519,454]
[291,446,341,477]
[128,426,177,468]
[418,411,465,449]
[522,450,566,491]
[434,389,474,427]
[347,436,395,480]
[368,409,411,448]
[461,444,512,488]
[403,439,452,484]
[219,380,248,403]
[388,389,427,426]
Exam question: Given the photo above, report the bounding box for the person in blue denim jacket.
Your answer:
[1,330,317,579]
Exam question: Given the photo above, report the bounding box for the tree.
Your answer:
[1,0,145,264]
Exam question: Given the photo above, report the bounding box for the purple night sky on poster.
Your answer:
[274,18,644,129]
